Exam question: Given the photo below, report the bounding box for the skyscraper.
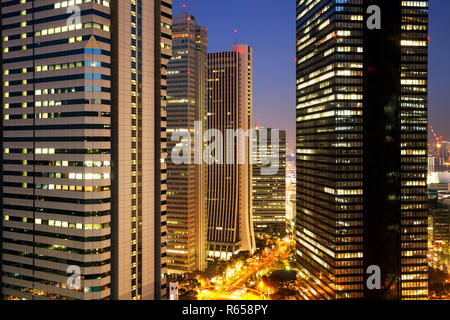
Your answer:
[1,0,171,300]
[207,44,255,260]
[252,128,286,238]
[296,0,428,300]
[166,13,208,274]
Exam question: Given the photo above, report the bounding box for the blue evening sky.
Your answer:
[173,0,450,151]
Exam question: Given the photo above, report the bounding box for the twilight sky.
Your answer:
[173,0,450,152]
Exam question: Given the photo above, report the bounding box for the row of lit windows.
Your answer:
[3,29,109,53]
[6,171,110,180]
[4,77,106,93]
[401,1,427,8]
[296,1,331,28]
[54,0,110,9]
[402,250,427,257]
[15,99,104,108]
[4,215,110,230]
[402,24,427,31]
[335,268,363,275]
[35,61,101,73]
[5,111,109,121]
[335,284,364,291]
[37,22,108,36]
[298,229,335,258]
[401,40,427,47]
[3,159,110,168]
[324,188,363,196]
[17,183,110,192]
[34,86,104,95]
[4,148,110,155]
[298,64,333,84]
[337,46,363,53]
[402,150,426,156]
[401,282,427,289]
[402,289,428,297]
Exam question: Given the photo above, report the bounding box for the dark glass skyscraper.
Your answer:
[296,0,428,300]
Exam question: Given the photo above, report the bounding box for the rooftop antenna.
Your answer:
[234,29,238,45]
[183,4,191,21]
[254,113,261,129]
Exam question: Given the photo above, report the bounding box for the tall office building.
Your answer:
[207,44,255,260]
[252,128,286,237]
[1,0,171,300]
[166,13,207,274]
[296,0,428,300]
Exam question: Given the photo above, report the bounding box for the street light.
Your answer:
[259,280,268,300]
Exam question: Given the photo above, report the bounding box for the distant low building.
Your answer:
[427,172,450,198]
[252,129,287,238]
[428,156,437,174]
[429,202,450,246]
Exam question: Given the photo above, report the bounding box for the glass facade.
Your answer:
[166,13,208,274]
[399,0,429,300]
[1,0,112,300]
[296,0,428,300]
[252,128,287,237]
[1,0,171,300]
